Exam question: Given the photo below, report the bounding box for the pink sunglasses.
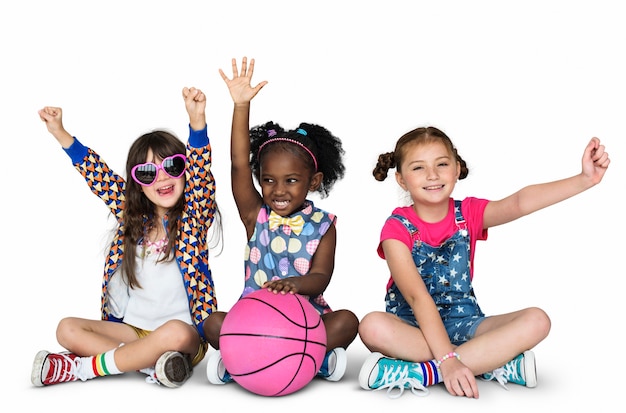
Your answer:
[131,154,187,186]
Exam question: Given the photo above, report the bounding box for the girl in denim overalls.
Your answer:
[385,200,484,346]
[357,126,610,398]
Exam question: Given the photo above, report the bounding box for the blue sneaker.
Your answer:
[358,352,429,398]
[482,350,537,389]
[206,350,233,385]
[317,348,347,381]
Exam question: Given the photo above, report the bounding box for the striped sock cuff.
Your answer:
[93,353,110,376]
[421,360,440,386]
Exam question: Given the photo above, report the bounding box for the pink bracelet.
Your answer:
[436,352,460,367]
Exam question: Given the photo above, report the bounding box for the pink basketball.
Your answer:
[219,289,327,396]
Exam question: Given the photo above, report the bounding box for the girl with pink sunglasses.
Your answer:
[32,86,221,388]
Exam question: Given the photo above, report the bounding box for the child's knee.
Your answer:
[525,307,551,340]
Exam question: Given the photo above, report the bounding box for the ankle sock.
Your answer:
[420,359,442,387]
[81,348,123,379]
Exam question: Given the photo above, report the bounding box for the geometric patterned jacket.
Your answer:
[63,125,218,341]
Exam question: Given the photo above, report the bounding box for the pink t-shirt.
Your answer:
[379,197,489,289]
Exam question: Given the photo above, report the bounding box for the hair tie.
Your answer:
[267,129,277,137]
[296,128,307,136]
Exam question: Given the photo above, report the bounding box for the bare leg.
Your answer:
[359,311,433,360]
[56,317,201,372]
[56,317,138,356]
[321,309,359,351]
[203,311,227,350]
[358,307,550,375]
[455,307,550,375]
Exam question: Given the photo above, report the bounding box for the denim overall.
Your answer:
[385,200,485,345]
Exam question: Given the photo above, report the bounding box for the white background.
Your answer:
[2,1,623,410]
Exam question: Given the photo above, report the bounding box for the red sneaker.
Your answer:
[31,350,87,386]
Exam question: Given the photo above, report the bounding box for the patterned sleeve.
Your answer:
[65,138,126,221]
[180,125,218,337]
[185,125,216,229]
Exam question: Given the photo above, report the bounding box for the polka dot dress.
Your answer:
[242,201,335,314]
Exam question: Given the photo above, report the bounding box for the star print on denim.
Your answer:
[383,200,485,345]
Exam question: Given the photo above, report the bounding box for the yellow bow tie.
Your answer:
[268,211,305,235]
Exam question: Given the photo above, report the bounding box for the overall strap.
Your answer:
[388,213,421,244]
[454,199,467,230]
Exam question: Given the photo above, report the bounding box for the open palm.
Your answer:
[219,57,267,104]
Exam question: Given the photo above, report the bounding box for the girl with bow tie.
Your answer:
[203,57,359,386]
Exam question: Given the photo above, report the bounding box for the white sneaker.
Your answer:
[317,347,347,381]
[206,350,232,385]
[154,351,192,388]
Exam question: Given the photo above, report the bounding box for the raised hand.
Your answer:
[38,106,74,148]
[182,87,207,131]
[582,137,610,185]
[219,57,267,104]
[38,106,64,135]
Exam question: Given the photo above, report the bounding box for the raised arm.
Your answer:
[38,107,74,148]
[38,106,126,219]
[219,57,268,235]
[483,137,610,229]
[182,87,207,131]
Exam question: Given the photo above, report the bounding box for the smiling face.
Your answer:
[139,148,185,217]
[259,148,322,216]
[395,140,461,208]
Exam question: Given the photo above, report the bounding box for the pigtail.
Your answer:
[373,152,396,181]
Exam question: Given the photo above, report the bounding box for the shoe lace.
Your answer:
[483,367,509,390]
[483,354,526,390]
[376,363,429,399]
[504,358,523,381]
[51,354,87,383]
[140,367,161,386]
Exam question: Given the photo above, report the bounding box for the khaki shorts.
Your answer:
[128,324,208,366]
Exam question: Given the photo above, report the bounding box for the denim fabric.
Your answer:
[385,201,485,345]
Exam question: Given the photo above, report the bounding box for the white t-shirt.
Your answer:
[108,241,192,330]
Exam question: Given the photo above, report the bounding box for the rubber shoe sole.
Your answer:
[31,350,50,387]
[324,347,347,381]
[155,351,192,388]
[522,350,537,388]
